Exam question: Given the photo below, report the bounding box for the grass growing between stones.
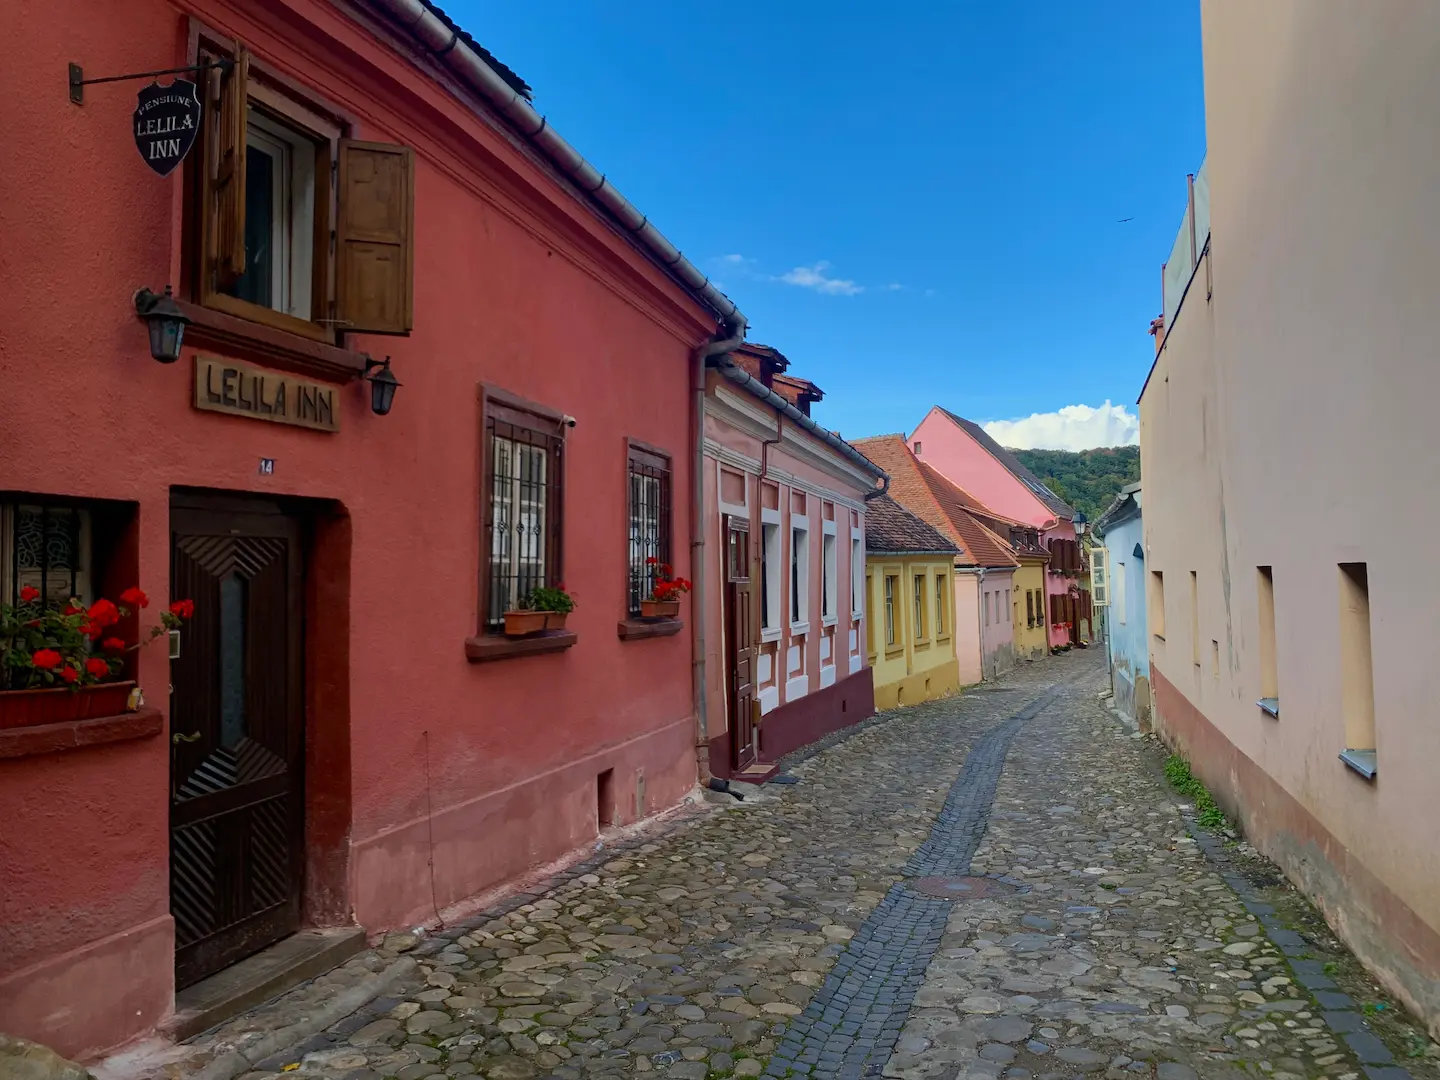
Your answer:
[1162,753,1227,830]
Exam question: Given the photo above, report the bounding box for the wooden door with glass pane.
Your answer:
[169,498,304,988]
[724,516,758,771]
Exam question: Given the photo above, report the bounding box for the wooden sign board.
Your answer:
[194,357,340,432]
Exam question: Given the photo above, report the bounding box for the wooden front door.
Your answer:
[724,516,758,771]
[169,497,305,988]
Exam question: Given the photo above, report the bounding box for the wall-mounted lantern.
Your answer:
[134,286,190,363]
[364,357,401,416]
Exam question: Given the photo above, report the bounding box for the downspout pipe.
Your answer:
[691,321,747,783]
[373,0,745,332]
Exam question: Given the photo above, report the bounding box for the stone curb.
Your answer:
[189,956,418,1080]
[1139,733,1417,1080]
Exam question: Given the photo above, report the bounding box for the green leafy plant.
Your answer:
[526,584,576,614]
[1164,753,1228,830]
[1,587,194,690]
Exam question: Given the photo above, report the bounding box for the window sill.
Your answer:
[617,617,683,641]
[176,298,370,382]
[884,645,905,659]
[760,626,783,643]
[1339,748,1377,781]
[851,611,864,622]
[465,629,578,663]
[821,614,838,627]
[790,622,811,636]
[1257,697,1280,718]
[0,707,163,760]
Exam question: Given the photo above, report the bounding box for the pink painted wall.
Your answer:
[0,0,715,1058]
[951,572,982,685]
[702,377,875,771]
[977,569,1018,678]
[910,411,1075,649]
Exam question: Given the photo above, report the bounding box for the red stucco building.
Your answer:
[0,0,745,1058]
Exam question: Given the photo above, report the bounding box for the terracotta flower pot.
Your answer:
[0,681,137,731]
[641,600,680,618]
[542,611,568,631]
[503,610,548,637]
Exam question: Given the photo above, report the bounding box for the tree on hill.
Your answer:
[1009,446,1140,522]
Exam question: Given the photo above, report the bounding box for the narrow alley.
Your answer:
[132,653,1412,1080]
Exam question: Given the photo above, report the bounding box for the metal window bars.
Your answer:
[626,450,670,616]
[485,418,561,631]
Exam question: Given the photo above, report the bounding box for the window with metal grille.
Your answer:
[626,444,671,616]
[1,500,92,611]
[482,393,564,632]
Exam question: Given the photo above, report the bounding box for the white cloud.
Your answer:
[718,253,752,266]
[983,401,1139,451]
[778,261,864,296]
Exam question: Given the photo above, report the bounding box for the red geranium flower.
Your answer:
[102,637,126,653]
[62,603,82,616]
[60,665,79,684]
[85,657,110,678]
[169,599,195,619]
[82,619,104,640]
[87,598,120,628]
[645,557,659,565]
[19,585,39,603]
[119,587,149,609]
[31,649,62,670]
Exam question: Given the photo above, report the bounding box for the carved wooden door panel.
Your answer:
[725,517,757,772]
[169,500,304,988]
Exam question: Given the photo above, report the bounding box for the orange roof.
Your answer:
[853,435,1019,569]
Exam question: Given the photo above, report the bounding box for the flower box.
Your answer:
[503,610,568,637]
[0,681,137,731]
[640,600,680,619]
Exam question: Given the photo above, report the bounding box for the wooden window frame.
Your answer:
[912,573,928,644]
[468,386,570,658]
[184,28,415,358]
[883,574,898,648]
[624,441,672,619]
[935,573,946,638]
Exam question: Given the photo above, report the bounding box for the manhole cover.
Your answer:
[909,876,1016,899]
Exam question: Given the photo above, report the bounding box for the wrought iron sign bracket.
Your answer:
[68,59,231,105]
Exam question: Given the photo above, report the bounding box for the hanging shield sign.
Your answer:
[133,79,201,176]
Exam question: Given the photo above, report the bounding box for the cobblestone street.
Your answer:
[142,651,1423,1080]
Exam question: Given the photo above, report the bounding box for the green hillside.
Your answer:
[1010,446,1140,522]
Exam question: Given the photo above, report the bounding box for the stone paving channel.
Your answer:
[150,651,1417,1080]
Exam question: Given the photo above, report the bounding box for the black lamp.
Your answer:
[364,357,401,416]
[134,286,190,364]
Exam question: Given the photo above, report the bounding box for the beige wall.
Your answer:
[1142,0,1440,1035]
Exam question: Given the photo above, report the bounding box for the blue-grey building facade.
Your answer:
[1094,484,1149,728]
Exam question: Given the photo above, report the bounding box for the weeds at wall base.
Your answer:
[1163,752,1229,830]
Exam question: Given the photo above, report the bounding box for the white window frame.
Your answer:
[240,108,316,320]
[821,522,838,625]
[850,530,864,620]
[761,511,782,640]
[935,573,946,637]
[884,574,897,646]
[790,520,810,633]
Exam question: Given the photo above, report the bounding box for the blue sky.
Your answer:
[450,2,1207,449]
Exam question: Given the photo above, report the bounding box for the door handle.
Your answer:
[172,731,201,744]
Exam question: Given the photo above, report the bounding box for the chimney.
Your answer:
[1149,315,1165,356]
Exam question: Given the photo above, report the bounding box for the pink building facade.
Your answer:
[910,408,1077,650]
[701,347,885,778]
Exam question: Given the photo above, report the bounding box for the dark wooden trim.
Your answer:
[176,299,370,382]
[465,629,578,663]
[617,617,683,641]
[479,383,568,426]
[0,707,163,759]
[626,438,672,470]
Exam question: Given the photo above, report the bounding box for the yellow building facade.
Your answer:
[1010,556,1050,661]
[864,496,962,710]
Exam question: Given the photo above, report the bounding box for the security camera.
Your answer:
[562,414,577,428]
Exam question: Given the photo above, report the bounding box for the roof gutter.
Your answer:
[711,359,889,498]
[373,0,746,335]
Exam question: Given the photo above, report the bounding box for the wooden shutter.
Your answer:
[207,44,249,288]
[336,140,415,334]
